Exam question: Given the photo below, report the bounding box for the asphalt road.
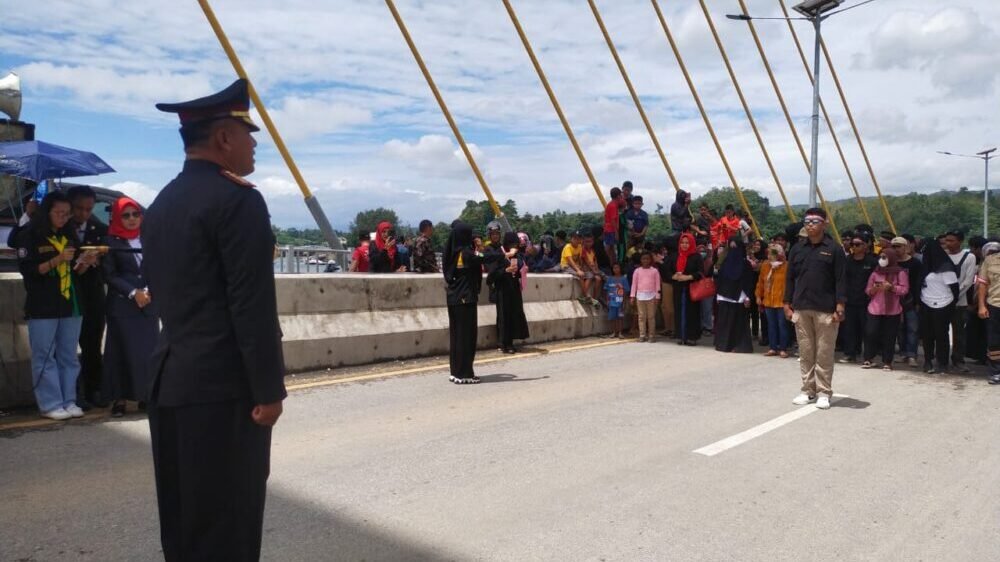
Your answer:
[2,338,999,561]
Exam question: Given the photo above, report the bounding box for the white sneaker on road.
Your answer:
[41,408,71,421]
[816,396,831,410]
[792,393,815,405]
[64,404,84,418]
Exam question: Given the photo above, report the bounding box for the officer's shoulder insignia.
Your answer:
[17,247,27,258]
[220,169,255,188]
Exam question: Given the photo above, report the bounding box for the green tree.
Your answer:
[349,208,400,236]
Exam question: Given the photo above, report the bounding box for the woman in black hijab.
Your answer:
[919,240,960,373]
[444,221,484,383]
[487,231,531,354]
[713,238,755,353]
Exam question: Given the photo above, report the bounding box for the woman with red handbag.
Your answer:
[668,232,705,346]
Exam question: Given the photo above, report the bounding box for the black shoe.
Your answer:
[924,363,936,374]
[502,348,515,355]
[989,375,1000,385]
[111,402,126,418]
[77,396,93,412]
[87,392,109,409]
[683,340,697,346]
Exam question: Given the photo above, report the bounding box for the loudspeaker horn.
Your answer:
[0,72,22,122]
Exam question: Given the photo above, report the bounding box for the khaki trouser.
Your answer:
[792,309,838,396]
[637,299,658,339]
[660,282,674,333]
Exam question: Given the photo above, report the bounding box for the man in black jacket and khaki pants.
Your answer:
[142,79,286,562]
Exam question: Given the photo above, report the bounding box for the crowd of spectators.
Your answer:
[11,178,1000,416]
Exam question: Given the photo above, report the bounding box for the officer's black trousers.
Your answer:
[448,303,478,379]
[149,399,271,562]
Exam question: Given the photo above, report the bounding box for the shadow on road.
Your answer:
[833,397,871,409]
[477,373,550,384]
[0,420,463,562]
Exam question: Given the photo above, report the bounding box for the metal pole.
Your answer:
[808,17,822,210]
[502,0,607,208]
[587,0,680,193]
[384,0,511,232]
[196,0,342,250]
[736,0,839,243]
[986,156,990,236]
[777,0,872,227]
[650,0,760,239]
[700,0,795,222]
[820,39,897,233]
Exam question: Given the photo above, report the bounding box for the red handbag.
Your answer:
[688,277,716,302]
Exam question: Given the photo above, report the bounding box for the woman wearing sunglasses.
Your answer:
[102,197,159,417]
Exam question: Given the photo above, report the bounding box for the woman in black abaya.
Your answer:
[714,238,755,353]
[487,232,530,354]
[444,222,484,384]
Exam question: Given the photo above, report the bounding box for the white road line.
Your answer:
[693,394,850,457]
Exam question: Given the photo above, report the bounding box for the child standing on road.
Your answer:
[630,252,661,342]
[605,262,629,338]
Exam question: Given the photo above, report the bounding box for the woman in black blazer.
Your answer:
[102,197,159,417]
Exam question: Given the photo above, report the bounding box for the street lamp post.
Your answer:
[728,0,874,209]
[938,148,997,236]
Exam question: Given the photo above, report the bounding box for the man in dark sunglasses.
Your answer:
[841,234,876,365]
[784,208,847,410]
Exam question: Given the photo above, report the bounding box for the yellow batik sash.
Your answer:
[47,235,79,316]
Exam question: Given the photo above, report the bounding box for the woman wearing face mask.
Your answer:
[861,247,909,371]
[102,197,160,416]
[756,243,790,358]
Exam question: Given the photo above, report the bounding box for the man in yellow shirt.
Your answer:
[561,231,593,304]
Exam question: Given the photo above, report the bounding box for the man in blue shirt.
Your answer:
[625,195,649,252]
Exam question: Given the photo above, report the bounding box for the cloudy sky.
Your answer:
[2,0,997,228]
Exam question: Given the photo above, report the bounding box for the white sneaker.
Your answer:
[64,404,84,418]
[792,393,815,405]
[816,396,831,410]
[41,408,71,421]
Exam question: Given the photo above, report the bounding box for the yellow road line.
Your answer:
[286,339,628,391]
[0,338,629,431]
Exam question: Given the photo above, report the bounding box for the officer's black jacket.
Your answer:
[142,159,286,407]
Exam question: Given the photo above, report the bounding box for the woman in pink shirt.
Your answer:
[862,247,910,371]
[630,251,661,342]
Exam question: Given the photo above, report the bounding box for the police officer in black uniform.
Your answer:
[143,78,286,561]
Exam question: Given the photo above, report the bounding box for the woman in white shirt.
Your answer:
[919,242,959,374]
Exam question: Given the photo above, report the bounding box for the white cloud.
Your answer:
[4,0,1000,228]
[382,134,484,178]
[107,181,159,206]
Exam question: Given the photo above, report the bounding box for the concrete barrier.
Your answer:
[0,272,606,408]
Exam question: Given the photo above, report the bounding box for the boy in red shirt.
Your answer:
[603,187,625,265]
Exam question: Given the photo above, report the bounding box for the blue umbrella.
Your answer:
[0,140,115,181]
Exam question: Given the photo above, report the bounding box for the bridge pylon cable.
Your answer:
[650,0,761,239]
[502,0,607,209]
[385,0,510,231]
[587,0,680,194]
